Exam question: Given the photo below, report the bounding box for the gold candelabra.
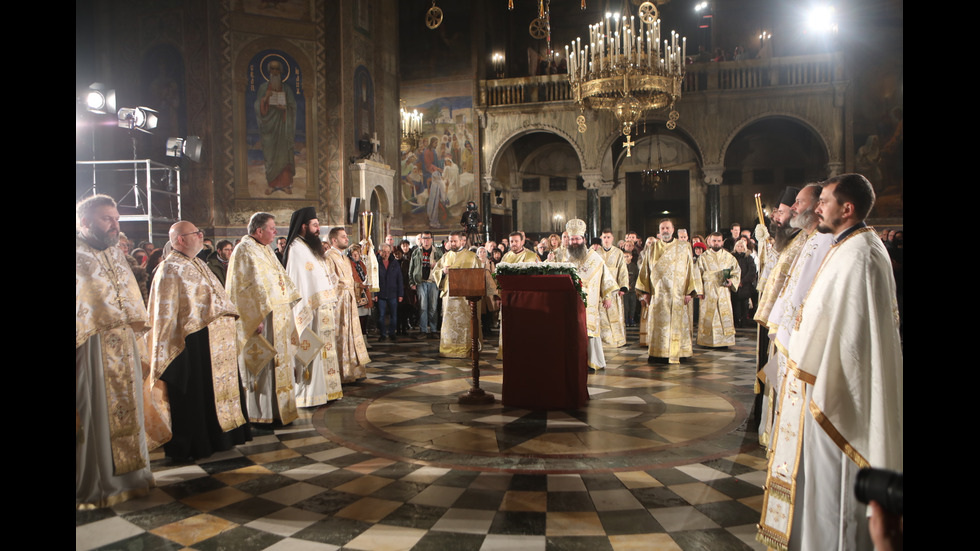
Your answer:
[567,2,685,157]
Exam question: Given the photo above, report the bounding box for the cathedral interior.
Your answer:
[76,1,903,549]
[76,0,902,246]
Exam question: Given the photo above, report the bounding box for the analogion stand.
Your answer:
[448,268,495,405]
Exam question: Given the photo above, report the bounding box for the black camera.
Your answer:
[854,467,903,515]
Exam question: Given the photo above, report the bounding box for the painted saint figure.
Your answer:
[255,60,297,195]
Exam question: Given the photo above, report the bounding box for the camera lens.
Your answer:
[854,468,903,515]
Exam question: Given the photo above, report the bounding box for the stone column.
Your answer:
[482,176,494,242]
[581,170,603,242]
[702,165,724,233]
[598,180,615,233]
[510,189,520,232]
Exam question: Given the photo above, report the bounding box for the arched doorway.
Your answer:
[488,130,584,242]
[368,185,390,246]
[721,117,829,228]
[610,129,703,237]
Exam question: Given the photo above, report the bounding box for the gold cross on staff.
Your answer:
[624,134,635,157]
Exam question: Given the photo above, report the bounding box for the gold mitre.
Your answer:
[566,218,586,237]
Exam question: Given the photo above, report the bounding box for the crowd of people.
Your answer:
[78,173,903,549]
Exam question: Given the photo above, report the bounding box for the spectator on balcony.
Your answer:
[694,45,712,63]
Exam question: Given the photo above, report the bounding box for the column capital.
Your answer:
[580,170,603,189]
[598,180,615,197]
[702,165,725,186]
[826,162,843,178]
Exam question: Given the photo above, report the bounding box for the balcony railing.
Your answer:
[480,52,843,108]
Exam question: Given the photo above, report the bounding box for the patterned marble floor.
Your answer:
[77,326,768,551]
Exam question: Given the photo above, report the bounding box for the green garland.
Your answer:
[493,262,587,307]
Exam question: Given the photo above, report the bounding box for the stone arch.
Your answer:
[720,112,832,168]
[603,120,705,186]
[369,184,390,245]
[518,141,583,175]
[486,124,586,184]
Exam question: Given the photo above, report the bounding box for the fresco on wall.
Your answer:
[855,105,903,218]
[851,24,903,219]
[246,50,307,198]
[400,80,478,231]
[140,44,186,166]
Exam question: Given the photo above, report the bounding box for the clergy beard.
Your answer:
[791,206,817,230]
[269,74,283,92]
[770,221,793,251]
[568,242,587,262]
[82,227,119,250]
[301,231,325,256]
[711,245,722,251]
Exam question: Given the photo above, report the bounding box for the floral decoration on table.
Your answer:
[494,261,587,307]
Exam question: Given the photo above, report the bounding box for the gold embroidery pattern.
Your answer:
[208,317,247,431]
[696,248,740,347]
[101,326,145,475]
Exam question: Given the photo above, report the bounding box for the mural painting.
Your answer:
[246,50,307,197]
[400,80,478,231]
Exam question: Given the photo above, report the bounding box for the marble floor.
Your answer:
[77,326,768,551]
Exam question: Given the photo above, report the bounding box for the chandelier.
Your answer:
[567,1,685,157]
[642,133,669,191]
[400,99,423,151]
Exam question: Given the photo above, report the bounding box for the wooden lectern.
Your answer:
[497,274,588,409]
[448,268,495,405]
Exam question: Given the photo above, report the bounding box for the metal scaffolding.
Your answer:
[75,159,182,245]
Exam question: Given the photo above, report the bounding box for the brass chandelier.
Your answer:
[567,2,685,157]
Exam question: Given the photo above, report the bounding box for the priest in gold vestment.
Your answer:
[754,187,806,327]
[753,187,807,445]
[147,221,251,461]
[636,220,702,364]
[433,231,492,358]
[695,232,740,347]
[597,230,628,348]
[565,220,618,371]
[324,226,371,382]
[76,195,154,509]
[226,212,303,425]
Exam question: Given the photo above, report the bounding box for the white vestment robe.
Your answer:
[286,240,344,406]
[759,227,902,551]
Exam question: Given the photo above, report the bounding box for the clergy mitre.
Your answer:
[566,218,586,237]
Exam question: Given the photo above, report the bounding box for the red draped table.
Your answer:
[497,274,588,409]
